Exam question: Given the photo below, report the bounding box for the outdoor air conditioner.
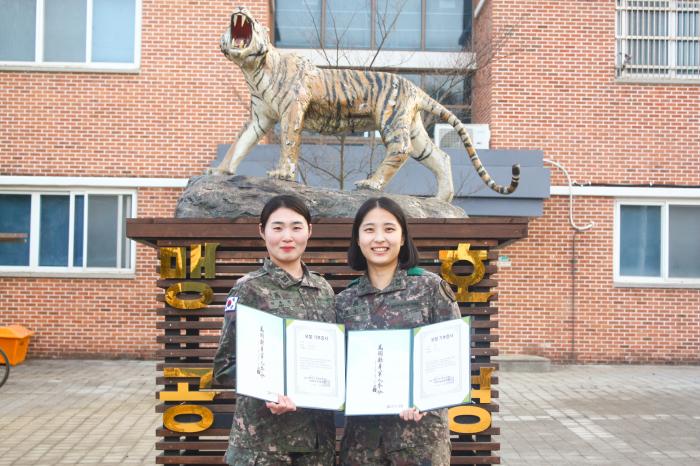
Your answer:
[434,123,491,150]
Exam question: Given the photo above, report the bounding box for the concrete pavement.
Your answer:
[0,360,698,465]
[496,365,700,465]
[0,360,159,465]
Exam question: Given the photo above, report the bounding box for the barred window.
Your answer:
[616,0,700,80]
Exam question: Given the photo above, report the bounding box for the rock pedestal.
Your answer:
[175,175,467,219]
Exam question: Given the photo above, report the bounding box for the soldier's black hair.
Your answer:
[260,195,312,228]
[347,197,419,271]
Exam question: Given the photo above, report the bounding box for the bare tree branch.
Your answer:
[369,0,408,69]
[304,0,331,64]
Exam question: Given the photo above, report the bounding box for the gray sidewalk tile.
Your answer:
[497,364,700,466]
[0,361,698,465]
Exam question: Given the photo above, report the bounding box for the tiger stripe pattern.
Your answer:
[214,7,519,202]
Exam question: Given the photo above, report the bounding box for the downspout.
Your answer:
[544,159,594,364]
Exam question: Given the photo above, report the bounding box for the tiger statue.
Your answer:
[214,6,519,202]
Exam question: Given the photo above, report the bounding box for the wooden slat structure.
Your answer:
[127,216,528,465]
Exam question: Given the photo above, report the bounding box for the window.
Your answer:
[425,0,470,51]
[274,0,471,51]
[614,200,700,286]
[0,190,135,275]
[0,0,140,71]
[401,73,471,133]
[325,0,372,49]
[274,0,323,48]
[377,0,421,50]
[616,0,700,81]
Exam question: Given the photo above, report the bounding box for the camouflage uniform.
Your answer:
[335,267,460,466]
[213,259,337,466]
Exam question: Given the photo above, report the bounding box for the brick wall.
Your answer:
[0,1,272,358]
[474,0,700,363]
[471,0,494,126]
[0,0,270,178]
[3,0,698,362]
[473,0,700,184]
[496,196,700,364]
[0,188,183,358]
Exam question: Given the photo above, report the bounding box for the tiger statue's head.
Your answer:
[220,7,270,66]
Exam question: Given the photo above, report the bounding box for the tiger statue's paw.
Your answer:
[354,178,383,191]
[432,190,454,203]
[431,194,454,203]
[267,168,296,181]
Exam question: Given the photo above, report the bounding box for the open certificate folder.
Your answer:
[235,304,346,411]
[345,317,471,415]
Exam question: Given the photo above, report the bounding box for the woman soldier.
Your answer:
[213,195,336,466]
[336,197,461,466]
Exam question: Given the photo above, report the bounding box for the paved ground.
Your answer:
[496,365,700,465]
[0,360,159,465]
[0,360,698,465]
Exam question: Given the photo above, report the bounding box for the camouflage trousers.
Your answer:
[339,442,451,466]
[225,447,336,466]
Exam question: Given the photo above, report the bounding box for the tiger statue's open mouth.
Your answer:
[230,12,252,49]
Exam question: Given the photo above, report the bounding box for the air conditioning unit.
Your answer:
[434,123,490,150]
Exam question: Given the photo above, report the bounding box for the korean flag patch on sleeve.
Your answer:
[225,296,238,313]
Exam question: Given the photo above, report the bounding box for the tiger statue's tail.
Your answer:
[419,95,520,195]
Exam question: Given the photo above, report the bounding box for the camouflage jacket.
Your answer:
[213,259,336,454]
[335,266,461,452]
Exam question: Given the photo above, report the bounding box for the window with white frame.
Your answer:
[0,0,140,70]
[615,200,700,285]
[0,191,135,274]
[616,0,700,80]
[274,0,471,51]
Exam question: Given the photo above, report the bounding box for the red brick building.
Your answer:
[1,0,698,363]
[473,0,700,363]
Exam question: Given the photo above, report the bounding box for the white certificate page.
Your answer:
[412,317,471,411]
[235,304,285,403]
[345,329,411,415]
[285,319,346,410]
